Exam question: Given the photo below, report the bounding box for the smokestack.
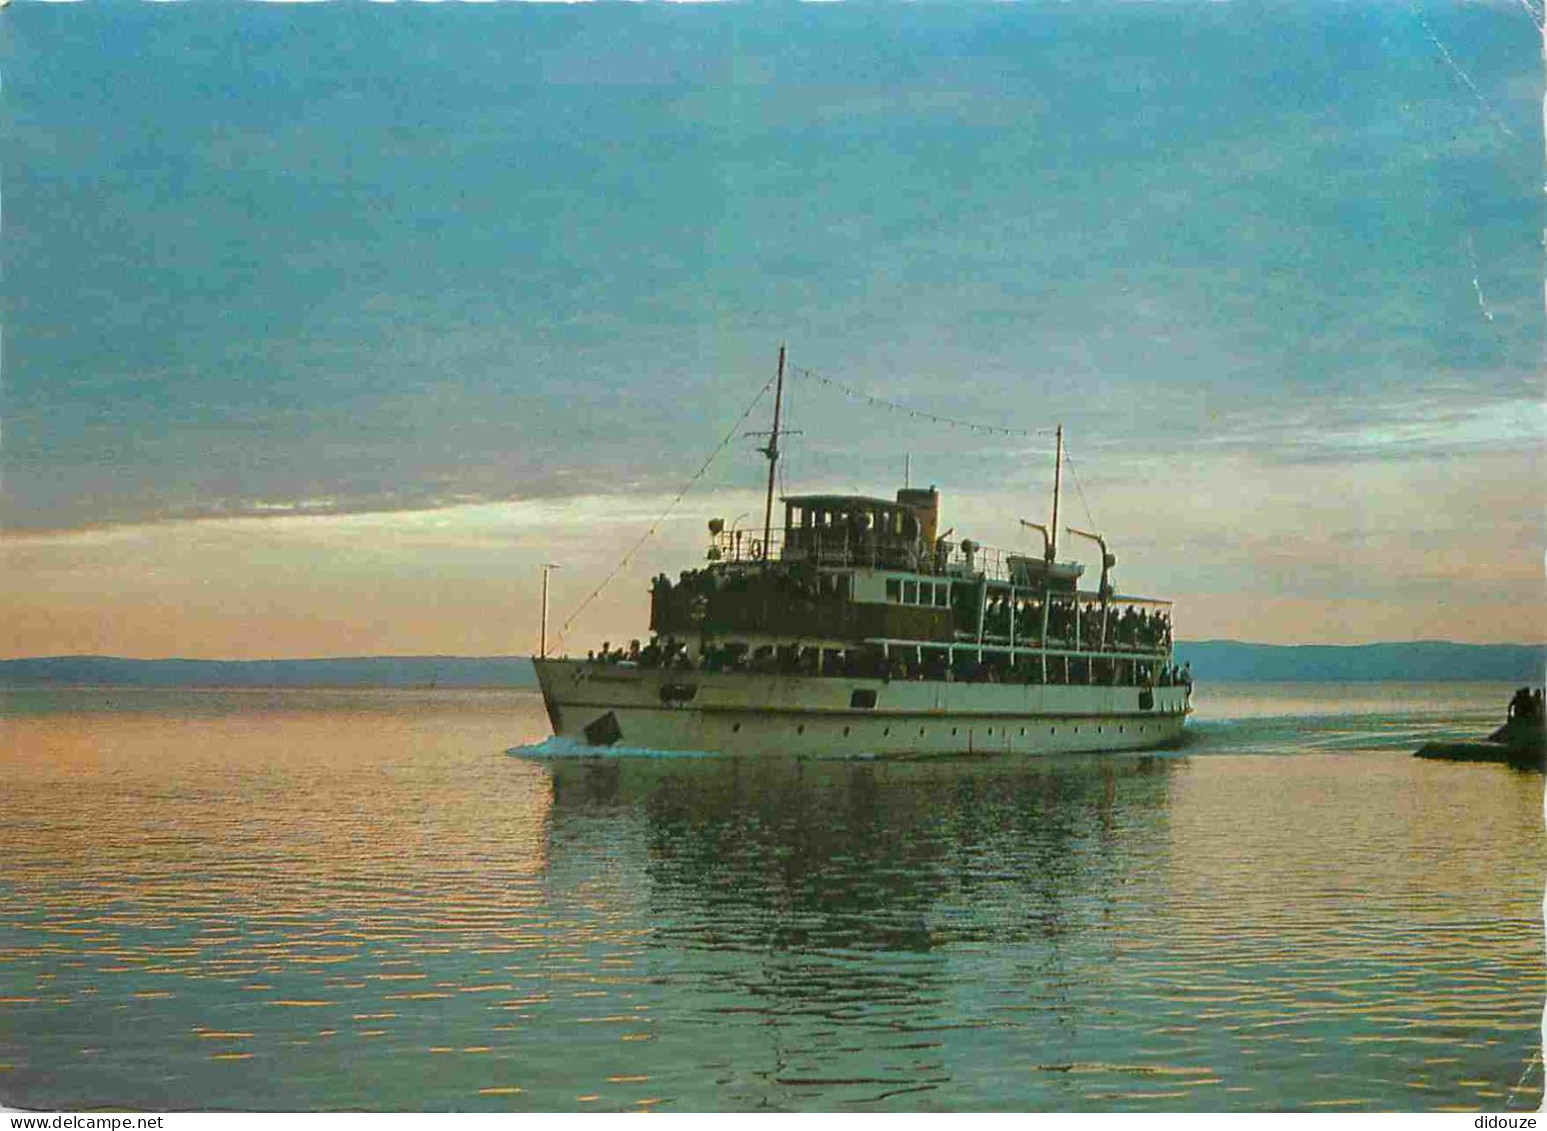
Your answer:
[896,485,940,549]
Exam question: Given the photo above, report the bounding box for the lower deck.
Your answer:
[534,658,1190,758]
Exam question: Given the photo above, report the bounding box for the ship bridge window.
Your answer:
[886,578,901,602]
[904,580,918,604]
[918,582,933,605]
[934,584,949,607]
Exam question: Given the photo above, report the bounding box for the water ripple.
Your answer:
[0,685,1540,1111]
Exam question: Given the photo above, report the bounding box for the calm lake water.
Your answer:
[0,682,1541,1112]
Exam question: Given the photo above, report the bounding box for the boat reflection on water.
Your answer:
[546,752,1178,952]
[529,736,1542,1113]
[539,751,1184,1108]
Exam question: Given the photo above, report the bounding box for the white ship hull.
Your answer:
[534,658,1189,758]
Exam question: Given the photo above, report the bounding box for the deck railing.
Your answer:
[707,530,1171,611]
[713,529,1018,575]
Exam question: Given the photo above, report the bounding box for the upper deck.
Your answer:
[712,525,1088,593]
[656,484,1172,658]
[712,487,1091,594]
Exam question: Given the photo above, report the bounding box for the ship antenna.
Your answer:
[759,344,787,561]
[1049,424,1063,561]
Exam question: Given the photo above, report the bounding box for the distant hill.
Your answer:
[1174,641,1545,683]
[0,656,538,689]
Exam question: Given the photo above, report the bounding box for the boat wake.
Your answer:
[506,736,719,760]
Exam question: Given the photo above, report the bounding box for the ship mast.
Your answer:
[1050,424,1063,561]
[759,344,787,561]
[538,562,559,658]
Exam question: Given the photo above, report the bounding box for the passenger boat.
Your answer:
[534,349,1191,757]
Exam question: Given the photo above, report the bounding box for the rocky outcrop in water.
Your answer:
[1416,687,1545,772]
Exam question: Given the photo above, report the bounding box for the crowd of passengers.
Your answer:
[590,636,1193,689]
[656,569,1173,653]
[654,568,821,600]
[983,597,1171,651]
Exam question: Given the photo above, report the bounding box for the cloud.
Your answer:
[4,3,1539,653]
[4,436,1541,658]
[1174,392,1545,465]
[0,493,753,658]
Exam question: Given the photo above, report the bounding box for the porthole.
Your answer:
[883,727,891,736]
[1074,726,1080,734]
[1020,727,1026,737]
[797,724,805,735]
[732,723,741,733]
[1119,726,1124,734]
[919,727,926,737]
[843,725,851,736]
[951,727,958,736]
[987,727,993,736]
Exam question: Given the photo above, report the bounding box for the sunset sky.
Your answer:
[3,1,1542,658]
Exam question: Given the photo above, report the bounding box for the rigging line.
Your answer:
[553,374,775,643]
[1061,445,1099,533]
[790,363,1041,439]
[1410,1,1517,140]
